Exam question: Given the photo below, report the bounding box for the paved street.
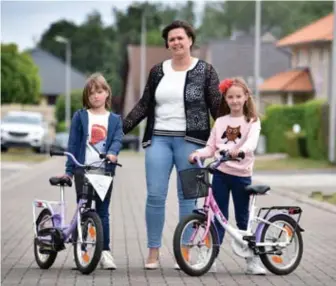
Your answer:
[253,172,336,195]
[1,162,29,182]
[1,153,336,286]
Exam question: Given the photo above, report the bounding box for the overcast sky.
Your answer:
[1,0,206,51]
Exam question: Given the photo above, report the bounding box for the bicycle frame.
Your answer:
[194,157,292,250]
[33,184,89,245]
[33,150,115,247]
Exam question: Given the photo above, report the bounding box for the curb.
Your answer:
[272,186,336,215]
[1,157,57,189]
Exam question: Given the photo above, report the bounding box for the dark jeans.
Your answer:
[74,170,113,251]
[212,170,251,245]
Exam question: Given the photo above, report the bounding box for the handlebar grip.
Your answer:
[99,153,106,159]
[99,153,122,167]
[238,151,245,159]
[50,149,65,157]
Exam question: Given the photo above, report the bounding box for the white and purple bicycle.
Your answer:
[173,151,304,276]
[32,149,121,274]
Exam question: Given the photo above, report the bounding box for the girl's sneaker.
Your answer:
[245,256,266,275]
[100,251,117,270]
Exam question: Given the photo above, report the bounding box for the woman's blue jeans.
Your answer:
[145,136,201,248]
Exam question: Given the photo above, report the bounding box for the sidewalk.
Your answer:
[1,153,336,285]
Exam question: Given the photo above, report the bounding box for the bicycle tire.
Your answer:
[259,214,303,275]
[173,213,219,276]
[34,208,58,269]
[73,211,103,274]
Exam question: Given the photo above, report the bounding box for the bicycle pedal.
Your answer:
[39,247,54,254]
[243,235,255,242]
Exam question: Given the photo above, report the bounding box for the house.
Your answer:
[207,34,292,113]
[121,45,208,117]
[29,48,87,105]
[259,13,334,111]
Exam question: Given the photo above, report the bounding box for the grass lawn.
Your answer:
[1,148,48,163]
[254,156,336,171]
[310,191,336,205]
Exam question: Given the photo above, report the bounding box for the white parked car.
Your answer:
[1,111,49,153]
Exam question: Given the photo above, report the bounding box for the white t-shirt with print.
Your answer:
[85,110,109,168]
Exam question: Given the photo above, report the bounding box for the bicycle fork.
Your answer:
[76,210,83,244]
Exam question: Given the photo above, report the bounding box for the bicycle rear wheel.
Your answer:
[73,211,103,274]
[34,209,58,269]
[259,214,303,275]
[173,213,219,276]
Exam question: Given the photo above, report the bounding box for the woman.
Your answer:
[123,20,222,269]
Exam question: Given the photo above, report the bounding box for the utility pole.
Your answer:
[55,36,71,131]
[138,10,147,152]
[254,0,262,111]
[328,1,336,163]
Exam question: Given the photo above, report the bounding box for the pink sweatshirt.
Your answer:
[195,115,261,177]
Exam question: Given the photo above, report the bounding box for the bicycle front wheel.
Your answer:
[73,211,103,274]
[173,213,219,276]
[259,214,303,275]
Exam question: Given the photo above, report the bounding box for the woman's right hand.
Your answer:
[188,152,199,164]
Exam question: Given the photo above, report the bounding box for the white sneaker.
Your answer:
[193,247,217,273]
[100,251,117,270]
[245,256,266,275]
[174,261,216,272]
[209,261,217,273]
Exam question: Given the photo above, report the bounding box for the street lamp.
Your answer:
[254,0,262,112]
[329,1,336,163]
[138,11,146,152]
[55,35,71,132]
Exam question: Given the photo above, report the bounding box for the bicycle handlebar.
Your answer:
[195,150,245,169]
[50,149,122,167]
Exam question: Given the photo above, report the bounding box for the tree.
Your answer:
[1,43,41,104]
[39,20,79,63]
[55,89,82,123]
[198,2,230,43]
[198,1,333,42]
[177,1,196,27]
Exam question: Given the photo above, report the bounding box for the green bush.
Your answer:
[264,104,306,153]
[260,115,267,135]
[56,121,67,132]
[303,99,328,160]
[129,125,140,136]
[55,89,83,123]
[284,130,308,158]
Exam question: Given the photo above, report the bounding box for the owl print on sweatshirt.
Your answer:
[221,125,242,144]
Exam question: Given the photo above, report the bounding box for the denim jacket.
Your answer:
[65,108,123,176]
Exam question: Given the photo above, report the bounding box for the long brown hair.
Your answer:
[217,77,258,122]
[82,73,112,109]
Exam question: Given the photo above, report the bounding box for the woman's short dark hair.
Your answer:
[161,20,196,49]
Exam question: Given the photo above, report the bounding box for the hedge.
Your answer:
[284,130,308,158]
[263,104,306,153]
[263,99,328,160]
[303,99,328,160]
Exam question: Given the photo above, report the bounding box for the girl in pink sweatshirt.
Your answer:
[189,77,266,275]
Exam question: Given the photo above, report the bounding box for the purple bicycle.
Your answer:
[173,151,304,276]
[32,149,121,274]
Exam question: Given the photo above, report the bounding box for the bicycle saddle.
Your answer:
[245,184,270,195]
[49,176,72,187]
